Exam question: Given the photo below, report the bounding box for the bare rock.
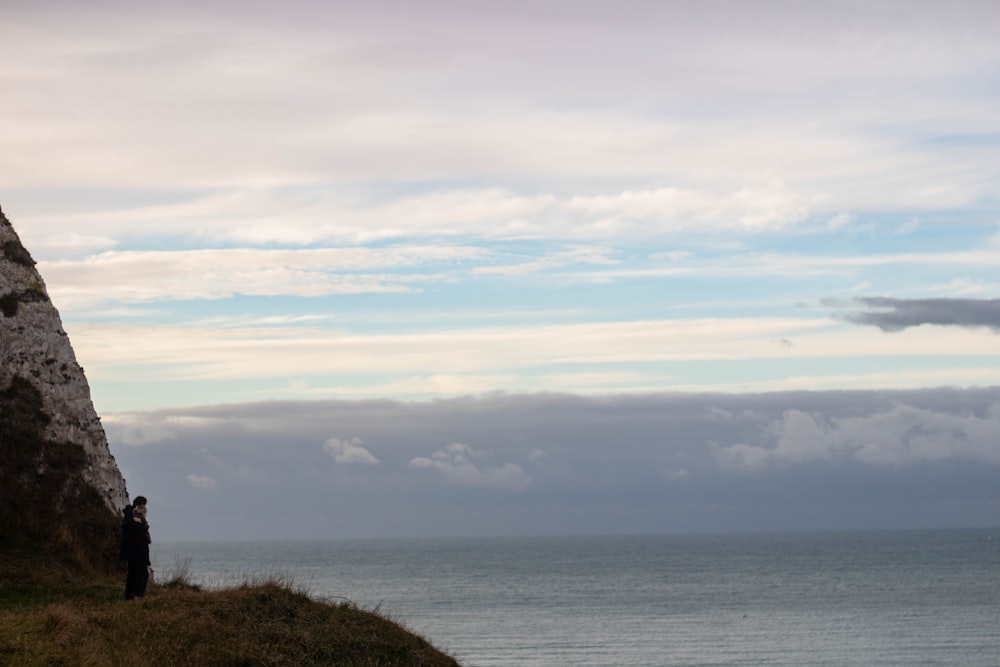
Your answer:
[0,206,130,517]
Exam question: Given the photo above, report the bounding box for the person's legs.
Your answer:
[135,565,149,598]
[125,560,142,599]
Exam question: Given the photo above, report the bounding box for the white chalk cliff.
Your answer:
[0,206,129,513]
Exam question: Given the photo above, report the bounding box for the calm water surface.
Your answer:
[153,530,1000,666]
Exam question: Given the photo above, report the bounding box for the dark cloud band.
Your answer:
[844,297,1000,332]
[106,387,1000,540]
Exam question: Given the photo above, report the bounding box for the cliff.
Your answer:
[0,205,129,568]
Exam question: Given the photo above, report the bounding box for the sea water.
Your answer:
[152,530,1000,666]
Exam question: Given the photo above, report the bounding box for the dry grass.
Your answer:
[0,546,461,666]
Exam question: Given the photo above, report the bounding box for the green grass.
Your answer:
[0,546,462,666]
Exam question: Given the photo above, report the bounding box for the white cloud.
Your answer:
[323,437,380,465]
[65,316,830,387]
[40,243,1000,313]
[104,419,178,447]
[3,0,999,430]
[528,449,549,463]
[13,180,846,257]
[410,443,530,490]
[827,212,854,230]
[582,249,1000,282]
[187,474,217,490]
[63,316,1000,406]
[927,278,1000,296]
[473,246,618,276]
[650,250,694,262]
[3,4,997,209]
[895,218,921,235]
[37,245,484,306]
[710,442,773,472]
[2,0,998,231]
[565,182,820,233]
[713,403,1000,470]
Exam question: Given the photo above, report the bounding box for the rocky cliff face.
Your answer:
[0,205,129,565]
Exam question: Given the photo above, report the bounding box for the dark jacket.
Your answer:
[121,514,151,566]
[118,506,133,560]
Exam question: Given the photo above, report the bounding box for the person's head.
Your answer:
[132,496,147,509]
[133,505,147,521]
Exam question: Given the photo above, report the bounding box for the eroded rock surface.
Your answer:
[0,206,129,514]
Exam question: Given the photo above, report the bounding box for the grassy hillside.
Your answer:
[0,546,462,666]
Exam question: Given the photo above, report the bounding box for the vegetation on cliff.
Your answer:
[0,546,462,666]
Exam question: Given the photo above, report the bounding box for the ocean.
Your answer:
[152,529,1000,666]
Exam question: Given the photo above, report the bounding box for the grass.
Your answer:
[0,546,462,666]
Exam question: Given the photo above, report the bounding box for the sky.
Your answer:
[2,0,999,540]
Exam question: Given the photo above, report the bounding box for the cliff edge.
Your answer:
[0,205,129,569]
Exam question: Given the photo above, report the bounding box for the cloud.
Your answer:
[528,449,549,463]
[106,388,1000,539]
[410,442,531,490]
[827,212,854,230]
[4,0,999,214]
[186,474,217,490]
[37,245,484,306]
[65,312,1000,404]
[713,402,1000,471]
[21,183,825,261]
[105,419,178,446]
[4,1,1000,543]
[649,250,694,262]
[603,249,1000,281]
[843,297,1000,332]
[324,437,380,465]
[927,278,1000,297]
[103,414,227,446]
[473,245,619,276]
[35,243,1000,316]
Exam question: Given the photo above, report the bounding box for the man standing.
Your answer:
[121,496,151,600]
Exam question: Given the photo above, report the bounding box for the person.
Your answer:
[121,496,151,600]
[119,496,145,559]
